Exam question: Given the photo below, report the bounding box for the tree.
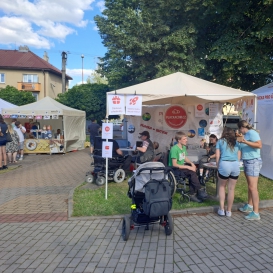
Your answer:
[56,83,111,122]
[86,71,108,84]
[95,0,273,90]
[0,85,36,105]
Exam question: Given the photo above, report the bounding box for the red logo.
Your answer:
[129,96,138,105]
[105,146,109,150]
[105,126,110,132]
[164,106,187,129]
[112,96,121,104]
[197,104,203,111]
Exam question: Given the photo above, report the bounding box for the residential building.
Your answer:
[0,46,72,101]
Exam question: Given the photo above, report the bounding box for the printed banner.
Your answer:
[195,104,205,118]
[102,141,113,158]
[102,123,113,139]
[108,94,125,115]
[125,95,142,116]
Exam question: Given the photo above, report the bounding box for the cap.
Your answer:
[139,131,150,138]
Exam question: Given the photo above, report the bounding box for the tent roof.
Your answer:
[0,98,17,114]
[2,96,85,117]
[108,72,255,105]
[252,82,273,94]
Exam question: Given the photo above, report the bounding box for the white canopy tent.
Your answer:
[108,72,256,106]
[2,96,86,152]
[252,82,273,180]
[0,98,17,114]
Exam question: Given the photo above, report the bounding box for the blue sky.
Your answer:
[0,0,107,87]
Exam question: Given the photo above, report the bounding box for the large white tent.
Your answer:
[2,96,86,152]
[252,82,273,180]
[108,72,256,105]
[0,98,17,114]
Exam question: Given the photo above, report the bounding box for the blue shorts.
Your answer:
[218,161,240,179]
[90,137,95,147]
[0,140,7,146]
[243,158,262,177]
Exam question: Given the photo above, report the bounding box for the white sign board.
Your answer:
[195,103,205,118]
[125,95,142,116]
[108,94,125,115]
[102,123,113,139]
[102,141,113,158]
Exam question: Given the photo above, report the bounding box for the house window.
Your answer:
[0,73,5,83]
[32,92,39,101]
[23,74,38,83]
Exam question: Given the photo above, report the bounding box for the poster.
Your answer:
[102,141,113,158]
[125,95,142,116]
[195,104,205,118]
[209,103,219,119]
[108,94,125,115]
[102,123,113,139]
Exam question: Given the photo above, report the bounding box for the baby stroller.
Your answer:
[85,149,129,186]
[122,162,174,241]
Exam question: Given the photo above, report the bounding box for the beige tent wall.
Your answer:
[63,115,86,152]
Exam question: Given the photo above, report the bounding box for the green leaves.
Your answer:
[0,85,36,105]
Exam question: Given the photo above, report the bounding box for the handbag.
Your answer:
[6,130,12,142]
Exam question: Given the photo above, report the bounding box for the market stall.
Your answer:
[2,96,86,154]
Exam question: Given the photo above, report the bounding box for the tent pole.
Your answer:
[254,94,257,129]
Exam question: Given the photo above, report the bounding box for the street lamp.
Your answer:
[81,54,84,84]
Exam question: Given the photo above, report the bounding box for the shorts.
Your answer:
[218,161,240,180]
[19,141,24,150]
[90,137,95,147]
[0,140,7,146]
[243,158,262,177]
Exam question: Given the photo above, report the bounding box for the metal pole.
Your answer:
[105,94,109,200]
[61,52,67,93]
[81,55,84,84]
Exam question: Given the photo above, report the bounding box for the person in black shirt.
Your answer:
[88,118,101,155]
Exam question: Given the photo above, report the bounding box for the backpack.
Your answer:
[143,179,172,218]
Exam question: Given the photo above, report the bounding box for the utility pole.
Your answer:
[61,51,67,93]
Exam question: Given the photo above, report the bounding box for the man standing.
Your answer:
[88,118,101,155]
[14,121,26,161]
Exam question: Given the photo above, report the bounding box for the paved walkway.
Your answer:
[0,149,273,273]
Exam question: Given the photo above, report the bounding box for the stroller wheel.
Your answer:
[85,174,94,183]
[113,169,126,183]
[122,216,130,241]
[95,176,106,186]
[164,212,173,236]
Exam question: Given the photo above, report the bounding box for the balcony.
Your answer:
[18,82,41,92]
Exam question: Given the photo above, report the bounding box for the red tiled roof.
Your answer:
[0,49,72,80]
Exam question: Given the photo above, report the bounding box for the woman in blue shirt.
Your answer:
[237,120,262,221]
[216,127,241,217]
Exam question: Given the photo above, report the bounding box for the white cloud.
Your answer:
[0,0,95,48]
[66,68,94,77]
[96,1,105,12]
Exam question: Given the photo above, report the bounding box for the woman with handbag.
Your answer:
[6,124,20,164]
[0,114,8,170]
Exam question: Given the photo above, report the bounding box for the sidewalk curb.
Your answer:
[68,185,273,221]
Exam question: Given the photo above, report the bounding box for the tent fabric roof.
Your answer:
[2,96,85,117]
[252,82,273,94]
[0,98,17,114]
[108,72,256,105]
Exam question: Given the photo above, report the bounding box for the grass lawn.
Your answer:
[72,173,273,217]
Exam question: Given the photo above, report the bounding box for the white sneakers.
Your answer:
[218,208,232,217]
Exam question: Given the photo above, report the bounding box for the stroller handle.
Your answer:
[136,167,172,176]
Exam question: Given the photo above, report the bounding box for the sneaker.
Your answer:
[189,193,202,203]
[239,204,253,213]
[199,176,205,186]
[18,157,23,161]
[204,176,209,182]
[245,211,260,221]
[226,211,232,217]
[218,208,225,216]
